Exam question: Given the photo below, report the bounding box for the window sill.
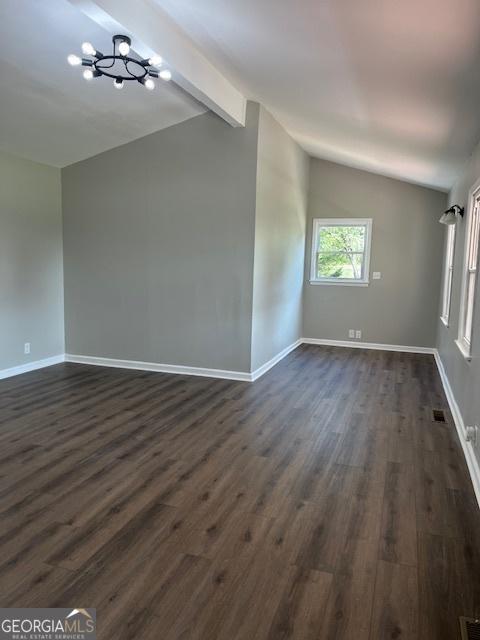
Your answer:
[455,339,472,362]
[309,280,369,287]
[440,316,449,328]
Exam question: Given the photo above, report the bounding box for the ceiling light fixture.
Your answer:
[67,54,82,66]
[159,69,172,81]
[143,78,155,90]
[148,55,163,67]
[81,42,97,56]
[67,35,171,91]
[439,204,464,225]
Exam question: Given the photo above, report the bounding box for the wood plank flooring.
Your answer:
[1,344,479,639]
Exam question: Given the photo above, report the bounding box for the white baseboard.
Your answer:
[302,337,435,354]
[4,339,429,386]
[65,354,252,382]
[433,350,480,509]
[250,339,303,382]
[0,354,65,381]
[66,339,304,383]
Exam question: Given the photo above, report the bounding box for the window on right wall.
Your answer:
[457,186,480,359]
[440,224,455,327]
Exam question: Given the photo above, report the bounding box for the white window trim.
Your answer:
[440,224,455,327]
[309,217,373,286]
[457,182,480,362]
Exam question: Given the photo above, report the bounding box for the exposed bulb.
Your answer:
[82,42,96,56]
[67,54,82,66]
[83,68,94,80]
[114,78,124,90]
[118,40,130,56]
[148,55,162,67]
[159,69,171,81]
[144,78,155,90]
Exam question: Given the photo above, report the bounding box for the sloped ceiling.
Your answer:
[153,0,480,190]
[0,0,205,167]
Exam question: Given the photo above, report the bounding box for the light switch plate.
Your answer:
[373,272,381,279]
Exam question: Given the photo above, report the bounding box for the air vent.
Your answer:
[432,409,446,423]
[460,616,480,640]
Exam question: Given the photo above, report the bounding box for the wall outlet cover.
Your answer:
[372,272,381,279]
[348,329,355,338]
[355,330,362,339]
[24,342,30,355]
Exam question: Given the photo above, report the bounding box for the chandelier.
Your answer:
[67,35,172,90]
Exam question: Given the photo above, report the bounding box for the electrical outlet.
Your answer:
[348,329,355,338]
[372,272,381,280]
[355,330,362,339]
[466,425,478,445]
[24,342,30,355]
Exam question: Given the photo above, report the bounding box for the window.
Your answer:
[440,224,455,326]
[310,218,372,285]
[457,187,480,359]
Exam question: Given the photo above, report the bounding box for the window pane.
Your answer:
[460,194,480,351]
[465,271,476,344]
[317,252,364,279]
[318,225,365,253]
[470,204,480,269]
[441,225,455,322]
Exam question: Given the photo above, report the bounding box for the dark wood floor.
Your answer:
[1,345,479,639]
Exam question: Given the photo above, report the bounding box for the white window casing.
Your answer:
[456,186,480,360]
[309,218,373,286]
[440,224,455,327]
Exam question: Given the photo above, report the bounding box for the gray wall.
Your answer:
[437,142,480,469]
[0,150,64,370]
[62,105,260,373]
[251,107,309,370]
[303,159,446,347]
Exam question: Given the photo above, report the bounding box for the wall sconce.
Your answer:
[439,204,464,225]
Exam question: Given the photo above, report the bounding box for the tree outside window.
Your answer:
[310,219,372,285]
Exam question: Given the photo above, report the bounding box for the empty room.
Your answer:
[1,0,480,638]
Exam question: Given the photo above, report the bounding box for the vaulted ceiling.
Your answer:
[2,0,480,189]
[0,0,204,167]
[153,0,480,191]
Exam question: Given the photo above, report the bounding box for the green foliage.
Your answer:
[318,226,365,253]
[316,225,365,279]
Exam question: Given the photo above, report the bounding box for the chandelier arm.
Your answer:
[95,57,116,70]
[92,57,148,80]
[124,59,142,78]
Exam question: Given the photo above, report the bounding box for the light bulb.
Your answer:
[144,78,155,90]
[114,78,124,90]
[81,42,96,56]
[83,68,94,80]
[118,40,130,56]
[148,55,162,67]
[67,54,82,66]
[159,69,171,81]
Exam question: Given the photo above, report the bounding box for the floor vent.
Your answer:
[460,617,480,640]
[432,409,446,423]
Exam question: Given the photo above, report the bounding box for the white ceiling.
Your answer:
[0,0,204,167]
[3,0,480,188]
[153,0,480,191]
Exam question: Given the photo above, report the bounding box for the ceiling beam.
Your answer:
[67,0,246,127]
